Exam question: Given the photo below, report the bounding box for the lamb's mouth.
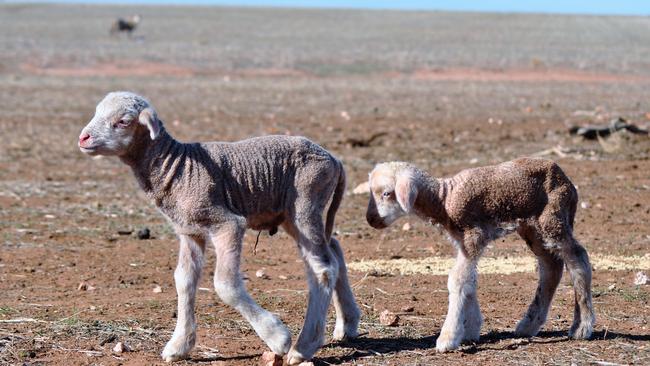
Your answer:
[79,145,99,154]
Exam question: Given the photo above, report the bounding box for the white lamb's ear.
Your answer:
[395,170,418,213]
[138,107,160,140]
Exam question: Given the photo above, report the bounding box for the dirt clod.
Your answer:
[260,351,282,366]
[379,310,399,326]
[256,269,269,279]
[112,342,130,354]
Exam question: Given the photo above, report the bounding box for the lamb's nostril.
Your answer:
[79,133,91,144]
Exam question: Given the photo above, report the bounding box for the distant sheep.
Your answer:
[110,15,141,36]
[78,92,360,364]
[366,158,594,352]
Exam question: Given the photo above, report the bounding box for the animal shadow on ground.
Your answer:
[317,330,650,365]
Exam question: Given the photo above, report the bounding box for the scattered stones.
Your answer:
[402,222,411,231]
[379,310,399,327]
[634,271,648,285]
[260,351,282,366]
[112,341,130,354]
[352,182,370,195]
[256,269,270,280]
[136,227,150,240]
[153,285,162,293]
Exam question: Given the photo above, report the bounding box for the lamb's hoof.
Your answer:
[161,342,191,362]
[259,321,292,355]
[286,348,308,365]
[332,323,359,341]
[161,333,195,362]
[514,319,540,338]
[435,333,461,353]
[569,321,593,340]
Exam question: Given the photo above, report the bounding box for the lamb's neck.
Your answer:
[120,129,188,197]
[413,175,449,224]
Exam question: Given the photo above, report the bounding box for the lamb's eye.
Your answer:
[116,118,131,128]
[382,191,392,198]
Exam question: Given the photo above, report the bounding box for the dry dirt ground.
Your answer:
[1,4,650,365]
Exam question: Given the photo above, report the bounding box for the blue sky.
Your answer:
[7,1,650,16]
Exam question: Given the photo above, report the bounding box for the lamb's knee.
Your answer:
[214,279,243,307]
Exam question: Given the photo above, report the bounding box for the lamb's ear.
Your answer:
[138,107,160,140]
[395,170,418,213]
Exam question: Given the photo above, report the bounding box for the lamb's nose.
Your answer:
[79,132,91,145]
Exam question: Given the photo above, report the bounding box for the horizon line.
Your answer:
[3,1,650,17]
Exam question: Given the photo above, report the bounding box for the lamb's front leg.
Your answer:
[162,234,205,362]
[436,250,479,352]
[210,221,292,356]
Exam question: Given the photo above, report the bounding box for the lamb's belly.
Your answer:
[247,211,285,232]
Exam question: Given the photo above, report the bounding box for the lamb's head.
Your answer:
[366,162,418,229]
[79,91,161,156]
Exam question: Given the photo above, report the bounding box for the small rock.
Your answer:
[278,275,288,280]
[77,281,89,291]
[401,305,414,313]
[136,227,150,240]
[402,222,411,231]
[352,182,370,195]
[298,362,315,366]
[256,269,269,279]
[112,341,130,354]
[580,201,590,209]
[153,285,163,293]
[340,111,351,121]
[379,310,399,327]
[260,351,282,366]
[117,229,133,236]
[634,271,648,285]
[608,284,616,291]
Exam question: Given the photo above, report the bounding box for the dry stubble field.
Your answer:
[1,4,649,365]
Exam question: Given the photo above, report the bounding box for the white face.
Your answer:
[366,168,408,229]
[78,92,149,156]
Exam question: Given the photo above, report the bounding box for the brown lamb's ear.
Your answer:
[138,107,160,140]
[395,170,418,213]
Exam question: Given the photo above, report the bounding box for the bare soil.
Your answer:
[1,4,649,365]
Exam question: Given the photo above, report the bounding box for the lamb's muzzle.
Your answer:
[79,92,361,364]
[366,158,595,352]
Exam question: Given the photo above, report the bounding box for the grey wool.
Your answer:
[79,91,360,364]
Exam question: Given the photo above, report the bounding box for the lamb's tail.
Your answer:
[325,159,346,241]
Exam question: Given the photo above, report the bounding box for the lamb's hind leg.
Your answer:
[161,234,205,362]
[563,237,595,339]
[330,237,361,341]
[210,221,291,355]
[283,216,339,364]
[515,222,564,337]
